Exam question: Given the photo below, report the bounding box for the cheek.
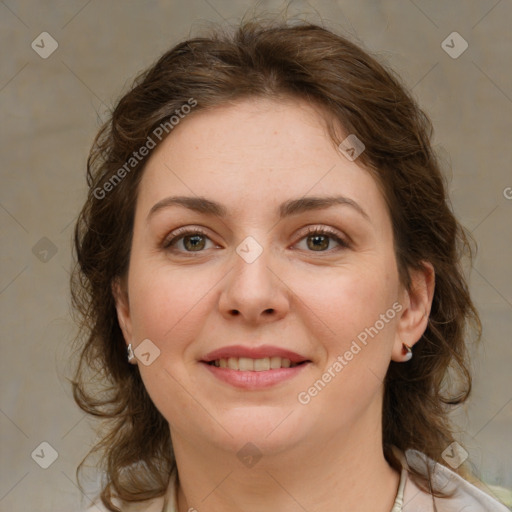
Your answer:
[297,264,399,346]
[127,261,222,363]
[128,267,191,339]
[127,267,217,422]
[299,270,399,413]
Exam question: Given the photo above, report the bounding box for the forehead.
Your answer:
[137,97,388,225]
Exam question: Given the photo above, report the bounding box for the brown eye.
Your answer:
[296,227,349,253]
[182,234,206,251]
[306,234,331,251]
[163,228,215,253]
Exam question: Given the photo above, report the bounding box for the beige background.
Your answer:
[1,1,511,510]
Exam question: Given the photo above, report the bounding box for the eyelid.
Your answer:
[294,225,350,250]
[162,224,350,253]
[162,225,215,250]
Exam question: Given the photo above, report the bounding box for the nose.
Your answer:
[218,243,290,325]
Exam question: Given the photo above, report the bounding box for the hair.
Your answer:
[71,15,481,511]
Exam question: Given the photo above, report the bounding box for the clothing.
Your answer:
[393,449,509,511]
[86,449,509,511]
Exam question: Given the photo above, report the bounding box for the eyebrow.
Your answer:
[147,195,370,222]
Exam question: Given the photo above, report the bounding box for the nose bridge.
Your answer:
[219,234,288,322]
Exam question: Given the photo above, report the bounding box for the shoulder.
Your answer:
[83,467,178,512]
[84,502,109,512]
[84,496,166,512]
[400,448,509,512]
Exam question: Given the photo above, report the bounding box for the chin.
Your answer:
[209,406,308,454]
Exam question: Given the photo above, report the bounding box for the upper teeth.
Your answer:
[211,357,299,371]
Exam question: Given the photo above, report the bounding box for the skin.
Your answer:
[114,96,435,512]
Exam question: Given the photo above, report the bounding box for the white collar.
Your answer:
[88,449,508,511]
[392,447,508,511]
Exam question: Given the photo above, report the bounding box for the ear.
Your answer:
[112,277,133,348]
[391,261,435,362]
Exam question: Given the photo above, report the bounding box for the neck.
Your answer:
[171,409,400,512]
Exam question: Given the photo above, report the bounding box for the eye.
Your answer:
[163,227,217,253]
[162,226,349,255]
[295,226,349,252]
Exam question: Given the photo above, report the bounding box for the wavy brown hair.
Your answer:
[71,16,481,511]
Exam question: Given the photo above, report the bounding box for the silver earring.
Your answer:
[127,344,135,362]
[401,343,413,362]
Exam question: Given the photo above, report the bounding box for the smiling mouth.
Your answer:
[206,357,309,371]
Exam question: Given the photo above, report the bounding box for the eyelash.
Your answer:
[162,225,350,255]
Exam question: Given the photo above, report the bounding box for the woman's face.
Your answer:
[115,97,417,459]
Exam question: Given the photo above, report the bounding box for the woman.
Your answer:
[71,17,508,512]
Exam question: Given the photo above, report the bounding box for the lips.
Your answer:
[202,345,310,366]
[209,356,301,370]
[201,345,311,389]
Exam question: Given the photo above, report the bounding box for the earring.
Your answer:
[401,343,413,362]
[127,344,135,362]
